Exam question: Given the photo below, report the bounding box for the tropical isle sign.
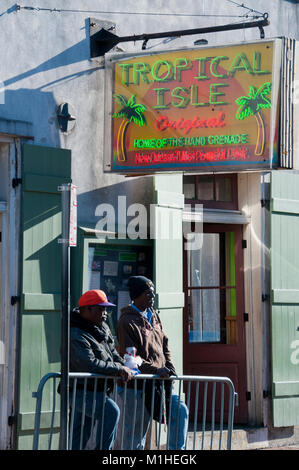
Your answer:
[105,40,280,173]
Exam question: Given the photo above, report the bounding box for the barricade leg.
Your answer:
[168,395,189,450]
[116,386,151,450]
[69,389,120,450]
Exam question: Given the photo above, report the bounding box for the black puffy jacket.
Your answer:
[70,310,125,392]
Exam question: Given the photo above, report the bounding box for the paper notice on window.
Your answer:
[87,247,95,289]
[89,271,101,290]
[103,261,118,276]
[117,291,131,319]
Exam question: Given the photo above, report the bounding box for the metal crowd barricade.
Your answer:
[32,372,237,451]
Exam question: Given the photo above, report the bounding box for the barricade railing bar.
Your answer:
[32,372,237,451]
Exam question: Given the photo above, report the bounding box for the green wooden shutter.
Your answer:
[153,174,185,374]
[270,171,299,426]
[17,144,71,449]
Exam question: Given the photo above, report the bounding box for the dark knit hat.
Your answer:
[127,276,154,300]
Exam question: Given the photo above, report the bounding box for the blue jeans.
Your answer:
[69,389,120,450]
[116,388,189,450]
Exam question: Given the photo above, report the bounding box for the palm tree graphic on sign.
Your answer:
[112,94,147,162]
[235,82,272,156]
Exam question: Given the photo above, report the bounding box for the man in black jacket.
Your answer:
[70,289,133,450]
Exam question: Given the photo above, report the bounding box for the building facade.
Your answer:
[0,0,299,449]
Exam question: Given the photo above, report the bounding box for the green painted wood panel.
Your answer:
[270,171,299,426]
[153,173,184,374]
[17,144,71,449]
[22,293,62,311]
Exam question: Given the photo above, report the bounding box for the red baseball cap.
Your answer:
[78,290,116,307]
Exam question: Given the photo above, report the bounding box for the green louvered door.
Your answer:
[271,171,299,426]
[153,174,185,374]
[17,144,71,449]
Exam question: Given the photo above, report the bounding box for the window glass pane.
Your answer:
[197,175,214,200]
[187,233,220,288]
[183,175,196,199]
[215,177,232,202]
[187,231,237,344]
[187,234,221,343]
[188,288,221,342]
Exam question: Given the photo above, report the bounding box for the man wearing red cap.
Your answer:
[70,289,133,450]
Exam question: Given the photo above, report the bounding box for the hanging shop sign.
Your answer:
[104,40,281,173]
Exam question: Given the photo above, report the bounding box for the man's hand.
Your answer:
[157,366,171,378]
[120,366,134,382]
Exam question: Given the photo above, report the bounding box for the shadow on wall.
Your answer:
[0,89,61,147]
[3,18,96,88]
[0,3,19,18]
[77,176,155,230]
[0,18,101,145]
[43,311,62,364]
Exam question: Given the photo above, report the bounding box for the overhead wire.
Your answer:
[16,4,265,20]
[224,0,266,18]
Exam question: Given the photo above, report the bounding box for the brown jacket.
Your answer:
[117,305,176,375]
